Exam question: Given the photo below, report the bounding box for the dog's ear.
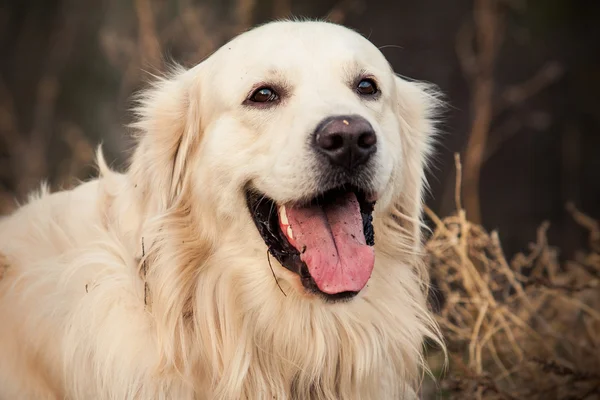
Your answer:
[377,76,443,256]
[128,65,204,213]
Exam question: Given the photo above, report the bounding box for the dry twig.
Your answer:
[427,154,600,399]
[457,1,564,224]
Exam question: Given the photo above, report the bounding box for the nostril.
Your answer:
[317,133,344,151]
[357,132,377,149]
[313,115,377,169]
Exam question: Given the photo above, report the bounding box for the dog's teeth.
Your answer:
[287,225,294,240]
[278,205,289,226]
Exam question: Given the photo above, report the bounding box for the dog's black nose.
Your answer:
[313,115,377,170]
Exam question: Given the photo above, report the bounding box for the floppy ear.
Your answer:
[125,65,212,331]
[378,76,442,257]
[128,65,204,214]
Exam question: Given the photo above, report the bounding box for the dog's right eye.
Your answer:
[249,87,278,103]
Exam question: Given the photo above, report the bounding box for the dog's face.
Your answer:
[199,22,401,201]
[138,21,437,303]
[200,22,402,199]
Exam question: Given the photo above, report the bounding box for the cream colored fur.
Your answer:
[0,20,444,399]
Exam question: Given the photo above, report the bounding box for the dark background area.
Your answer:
[1,0,599,259]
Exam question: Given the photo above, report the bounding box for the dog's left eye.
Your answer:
[356,79,378,96]
[249,87,279,103]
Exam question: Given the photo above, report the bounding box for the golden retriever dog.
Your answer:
[0,20,444,399]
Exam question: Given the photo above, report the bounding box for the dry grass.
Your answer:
[424,154,600,399]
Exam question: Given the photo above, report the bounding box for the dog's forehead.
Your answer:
[210,21,391,77]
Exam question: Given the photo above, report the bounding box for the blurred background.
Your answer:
[1,0,599,398]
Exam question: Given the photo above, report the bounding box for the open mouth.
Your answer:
[246,185,376,302]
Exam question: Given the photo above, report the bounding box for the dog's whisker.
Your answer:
[378,44,404,51]
[267,248,287,297]
[252,192,269,215]
[268,200,275,221]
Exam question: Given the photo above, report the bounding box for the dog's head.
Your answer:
[130,20,440,303]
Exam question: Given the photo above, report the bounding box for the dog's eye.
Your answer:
[249,87,278,103]
[356,79,378,96]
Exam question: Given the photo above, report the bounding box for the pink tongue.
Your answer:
[280,193,374,294]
